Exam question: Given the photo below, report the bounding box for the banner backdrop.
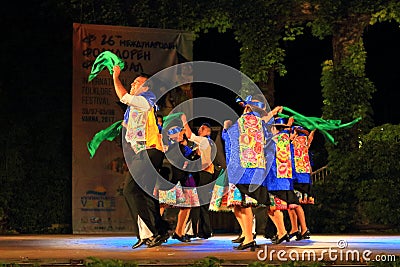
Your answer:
[72,23,194,233]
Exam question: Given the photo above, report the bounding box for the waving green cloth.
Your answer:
[87,112,184,158]
[88,51,125,81]
[87,120,123,158]
[162,112,184,129]
[278,106,362,145]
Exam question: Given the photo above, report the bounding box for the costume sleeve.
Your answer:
[183,145,193,158]
[120,94,151,111]
[263,120,276,176]
[188,133,212,168]
[188,132,200,144]
[188,133,208,150]
[222,129,231,165]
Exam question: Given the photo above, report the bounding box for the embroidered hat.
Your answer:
[272,117,289,127]
[236,95,268,117]
[167,126,184,141]
[293,126,310,136]
[236,95,266,109]
[167,126,184,136]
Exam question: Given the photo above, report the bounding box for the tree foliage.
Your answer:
[311,124,400,232]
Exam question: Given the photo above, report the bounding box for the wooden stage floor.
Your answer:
[0,234,399,266]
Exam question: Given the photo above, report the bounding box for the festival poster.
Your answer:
[72,23,194,233]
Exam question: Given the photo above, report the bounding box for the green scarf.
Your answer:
[162,112,184,129]
[88,51,125,81]
[278,106,362,145]
[87,120,123,158]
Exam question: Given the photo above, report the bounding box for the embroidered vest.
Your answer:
[272,132,292,178]
[292,135,311,174]
[238,113,266,168]
[125,107,162,153]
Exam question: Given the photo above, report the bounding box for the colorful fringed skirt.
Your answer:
[154,174,200,208]
[209,170,267,211]
[268,190,300,211]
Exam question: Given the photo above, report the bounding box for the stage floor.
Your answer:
[0,234,399,266]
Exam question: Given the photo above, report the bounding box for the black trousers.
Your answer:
[123,148,170,237]
[189,170,214,237]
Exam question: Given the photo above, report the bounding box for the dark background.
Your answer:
[193,23,400,125]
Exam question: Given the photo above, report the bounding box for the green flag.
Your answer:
[162,112,184,129]
[278,106,362,144]
[87,120,123,158]
[88,51,125,81]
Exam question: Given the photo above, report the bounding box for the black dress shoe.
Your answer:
[264,234,275,240]
[161,231,171,242]
[197,233,212,239]
[234,240,258,251]
[272,233,290,244]
[269,233,278,242]
[301,229,311,240]
[289,231,301,241]
[131,238,149,249]
[232,233,256,243]
[231,235,245,243]
[147,232,170,248]
[172,233,190,242]
[185,234,195,240]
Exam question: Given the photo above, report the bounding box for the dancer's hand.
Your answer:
[113,65,121,78]
[181,113,187,125]
[271,106,283,115]
[223,120,232,129]
[288,117,294,126]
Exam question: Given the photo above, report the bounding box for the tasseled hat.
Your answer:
[272,117,289,127]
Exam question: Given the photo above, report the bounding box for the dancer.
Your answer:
[287,125,315,240]
[182,117,215,239]
[221,95,279,250]
[112,65,170,249]
[264,117,300,245]
[157,121,200,243]
[208,156,258,243]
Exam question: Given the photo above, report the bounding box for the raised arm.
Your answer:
[112,65,128,100]
[262,106,282,123]
[181,113,193,139]
[113,65,150,110]
[307,129,317,148]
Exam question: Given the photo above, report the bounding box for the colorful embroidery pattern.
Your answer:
[179,187,200,208]
[238,114,265,168]
[269,193,298,210]
[209,184,231,212]
[125,109,148,153]
[227,183,244,207]
[158,186,178,206]
[209,182,260,212]
[272,133,292,178]
[292,136,311,173]
[156,181,200,207]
